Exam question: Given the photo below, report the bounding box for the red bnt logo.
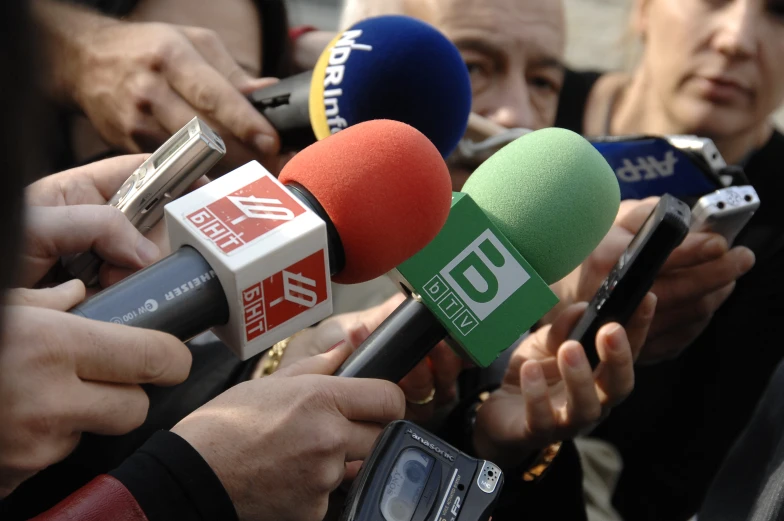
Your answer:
[187,175,306,254]
[242,250,329,342]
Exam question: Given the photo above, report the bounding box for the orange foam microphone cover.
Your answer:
[279,120,452,284]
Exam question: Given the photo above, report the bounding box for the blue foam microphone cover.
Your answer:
[248,15,472,157]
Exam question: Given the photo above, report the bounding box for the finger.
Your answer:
[162,42,280,156]
[98,265,137,289]
[647,283,735,340]
[327,378,406,424]
[25,155,149,207]
[341,422,386,462]
[399,358,435,404]
[6,280,86,310]
[179,26,255,88]
[86,155,151,202]
[275,341,355,377]
[338,293,406,349]
[343,461,364,482]
[148,86,201,136]
[615,198,659,232]
[638,318,713,365]
[557,342,602,426]
[623,292,657,360]
[238,77,281,96]
[593,324,635,407]
[70,381,150,435]
[60,313,192,385]
[24,205,160,270]
[651,247,754,306]
[150,88,271,171]
[519,360,557,441]
[430,342,462,404]
[546,302,590,354]
[661,233,728,270]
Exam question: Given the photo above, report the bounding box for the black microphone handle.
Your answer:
[70,246,230,342]
[246,70,316,151]
[334,296,448,382]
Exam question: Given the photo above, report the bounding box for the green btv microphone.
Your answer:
[334,128,621,381]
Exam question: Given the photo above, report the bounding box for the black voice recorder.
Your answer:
[341,420,503,521]
[569,193,691,367]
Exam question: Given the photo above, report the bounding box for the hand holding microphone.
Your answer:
[70,120,453,360]
[247,15,472,158]
[170,341,405,521]
[0,281,191,498]
[262,292,464,422]
[335,127,622,381]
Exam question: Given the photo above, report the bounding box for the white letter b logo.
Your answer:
[441,230,529,320]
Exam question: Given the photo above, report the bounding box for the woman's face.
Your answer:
[640,0,784,137]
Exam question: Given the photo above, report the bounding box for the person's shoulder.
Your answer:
[555,69,606,134]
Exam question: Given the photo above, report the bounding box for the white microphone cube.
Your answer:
[165,161,332,360]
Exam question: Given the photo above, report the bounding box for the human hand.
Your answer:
[270,293,464,423]
[19,203,160,289]
[25,154,210,288]
[48,5,280,170]
[0,281,192,497]
[548,198,755,363]
[472,293,656,468]
[172,342,405,521]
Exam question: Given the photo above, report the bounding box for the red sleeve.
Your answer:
[30,475,148,521]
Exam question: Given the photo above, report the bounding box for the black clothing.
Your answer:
[554,69,602,133]
[700,360,784,521]
[0,334,258,519]
[557,69,784,521]
[111,430,238,521]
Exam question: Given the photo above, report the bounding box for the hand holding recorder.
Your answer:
[548,197,756,363]
[472,296,655,469]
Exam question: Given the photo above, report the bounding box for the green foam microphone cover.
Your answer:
[461,127,620,284]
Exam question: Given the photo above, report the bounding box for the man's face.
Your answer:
[408,0,567,131]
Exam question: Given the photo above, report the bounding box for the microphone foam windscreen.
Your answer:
[461,128,620,284]
[309,15,472,158]
[279,120,452,284]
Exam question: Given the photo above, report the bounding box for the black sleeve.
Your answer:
[110,430,238,521]
[698,360,784,521]
[554,69,604,134]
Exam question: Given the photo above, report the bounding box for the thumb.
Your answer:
[275,340,354,377]
[7,279,87,310]
[238,77,280,96]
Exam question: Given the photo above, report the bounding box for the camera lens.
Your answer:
[388,498,410,521]
[404,461,426,484]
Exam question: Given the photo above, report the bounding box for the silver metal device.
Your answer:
[690,185,760,246]
[62,117,226,285]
